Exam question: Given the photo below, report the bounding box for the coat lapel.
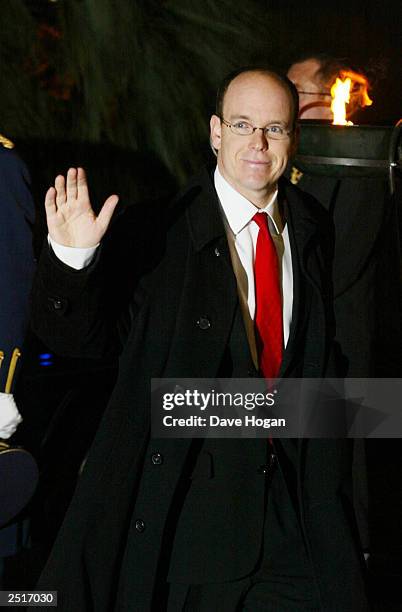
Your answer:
[163,169,239,378]
[278,180,323,377]
[278,181,332,486]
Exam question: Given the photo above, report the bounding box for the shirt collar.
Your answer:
[214,166,283,236]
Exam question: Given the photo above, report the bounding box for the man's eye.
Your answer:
[266,125,284,135]
[234,122,251,130]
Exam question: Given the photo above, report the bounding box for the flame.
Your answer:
[331,77,354,125]
[330,70,373,126]
[340,70,373,109]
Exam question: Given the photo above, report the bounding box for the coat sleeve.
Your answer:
[30,201,167,359]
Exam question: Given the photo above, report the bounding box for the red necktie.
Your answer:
[253,212,283,380]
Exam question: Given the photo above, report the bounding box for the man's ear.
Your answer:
[210,115,222,151]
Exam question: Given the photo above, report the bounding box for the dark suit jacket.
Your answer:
[31,168,369,611]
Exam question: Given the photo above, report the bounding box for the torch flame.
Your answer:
[340,69,373,108]
[331,77,354,125]
[330,69,373,126]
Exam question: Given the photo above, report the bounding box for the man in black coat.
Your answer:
[32,68,369,611]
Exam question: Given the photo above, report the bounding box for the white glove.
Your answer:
[0,392,23,439]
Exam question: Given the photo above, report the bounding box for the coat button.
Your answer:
[48,297,67,312]
[258,453,277,476]
[197,316,211,330]
[135,519,145,532]
[151,452,163,465]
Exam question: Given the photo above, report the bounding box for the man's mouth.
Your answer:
[241,159,272,167]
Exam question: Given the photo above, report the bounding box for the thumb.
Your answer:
[97,194,119,234]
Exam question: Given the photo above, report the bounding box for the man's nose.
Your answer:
[249,128,269,151]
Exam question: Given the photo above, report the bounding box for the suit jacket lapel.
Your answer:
[225,225,259,370]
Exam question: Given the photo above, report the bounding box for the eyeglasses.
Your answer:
[297,90,332,97]
[220,118,293,140]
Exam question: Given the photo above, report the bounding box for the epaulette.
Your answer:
[0,134,14,149]
[290,166,303,185]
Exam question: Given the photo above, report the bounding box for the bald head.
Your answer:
[216,67,299,130]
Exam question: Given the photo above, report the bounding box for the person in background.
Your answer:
[287,53,354,121]
[0,134,36,585]
[0,135,36,389]
[286,53,401,378]
[287,54,402,585]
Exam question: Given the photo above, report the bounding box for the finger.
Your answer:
[54,175,67,207]
[76,167,90,203]
[66,167,78,201]
[97,195,119,234]
[44,186,57,215]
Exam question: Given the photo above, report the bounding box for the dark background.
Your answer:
[1,0,400,242]
[2,0,401,187]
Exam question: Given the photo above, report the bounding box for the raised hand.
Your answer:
[45,167,119,247]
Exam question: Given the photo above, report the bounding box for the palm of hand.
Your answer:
[45,167,119,248]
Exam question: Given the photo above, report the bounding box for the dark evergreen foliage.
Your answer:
[1,0,273,183]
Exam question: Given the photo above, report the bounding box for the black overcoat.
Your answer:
[31,168,369,611]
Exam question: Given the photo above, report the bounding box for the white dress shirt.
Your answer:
[214,167,293,346]
[49,238,98,270]
[49,166,293,345]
